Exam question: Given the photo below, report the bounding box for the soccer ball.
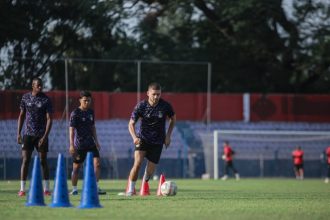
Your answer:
[160,181,177,196]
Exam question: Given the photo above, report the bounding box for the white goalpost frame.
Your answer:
[213,129,330,180]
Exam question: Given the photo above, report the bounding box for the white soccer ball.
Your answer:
[160,181,177,196]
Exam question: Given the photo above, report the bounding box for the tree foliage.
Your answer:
[0,0,329,93]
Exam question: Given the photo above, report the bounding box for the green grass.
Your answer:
[0,179,329,220]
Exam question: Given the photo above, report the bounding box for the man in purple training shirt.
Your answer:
[125,82,176,196]
[17,78,53,197]
[69,91,106,195]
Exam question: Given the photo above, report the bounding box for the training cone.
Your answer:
[139,177,150,196]
[78,152,102,209]
[157,174,166,196]
[49,153,72,208]
[26,156,46,206]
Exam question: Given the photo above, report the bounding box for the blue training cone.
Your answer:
[26,156,46,206]
[49,153,72,208]
[78,152,102,209]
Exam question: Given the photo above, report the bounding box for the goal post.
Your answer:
[213,130,330,180]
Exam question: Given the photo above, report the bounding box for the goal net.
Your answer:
[202,130,330,179]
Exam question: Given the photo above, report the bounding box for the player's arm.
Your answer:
[69,127,75,155]
[17,109,26,144]
[128,118,141,146]
[165,114,176,148]
[92,125,100,150]
[39,112,52,147]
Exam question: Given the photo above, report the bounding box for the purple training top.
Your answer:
[131,98,175,145]
[70,108,96,150]
[20,92,53,137]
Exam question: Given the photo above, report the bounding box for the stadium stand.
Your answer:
[2,119,329,161]
[0,119,185,159]
[1,120,329,178]
[0,119,187,179]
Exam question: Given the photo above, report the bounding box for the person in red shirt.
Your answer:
[292,146,304,180]
[221,141,240,180]
[325,146,330,183]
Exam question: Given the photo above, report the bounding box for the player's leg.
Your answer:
[38,137,51,195]
[39,152,51,195]
[19,150,32,196]
[222,161,229,180]
[92,149,106,194]
[144,160,156,182]
[70,149,85,195]
[230,162,237,173]
[231,162,240,180]
[294,165,299,179]
[299,165,304,180]
[144,143,163,182]
[93,157,101,181]
[20,150,32,181]
[71,162,81,195]
[19,135,34,196]
[127,150,146,195]
[325,164,330,183]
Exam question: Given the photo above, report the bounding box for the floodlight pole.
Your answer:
[137,61,141,103]
[207,63,212,130]
[64,57,70,175]
[65,59,69,138]
[64,58,72,176]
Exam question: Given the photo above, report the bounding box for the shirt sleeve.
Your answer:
[20,95,26,111]
[46,97,53,114]
[166,102,175,118]
[130,103,141,122]
[91,110,95,125]
[69,111,77,128]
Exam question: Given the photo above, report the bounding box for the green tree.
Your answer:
[126,0,330,93]
[0,0,135,91]
[1,0,329,93]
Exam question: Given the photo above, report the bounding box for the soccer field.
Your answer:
[0,179,329,220]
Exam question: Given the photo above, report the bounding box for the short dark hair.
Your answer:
[148,82,161,90]
[79,90,92,98]
[32,78,42,85]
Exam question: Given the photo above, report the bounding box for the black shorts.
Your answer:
[22,135,48,152]
[72,146,100,164]
[135,139,163,164]
[226,161,234,167]
[294,164,303,170]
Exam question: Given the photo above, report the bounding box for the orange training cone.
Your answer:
[139,177,150,196]
[157,174,166,196]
